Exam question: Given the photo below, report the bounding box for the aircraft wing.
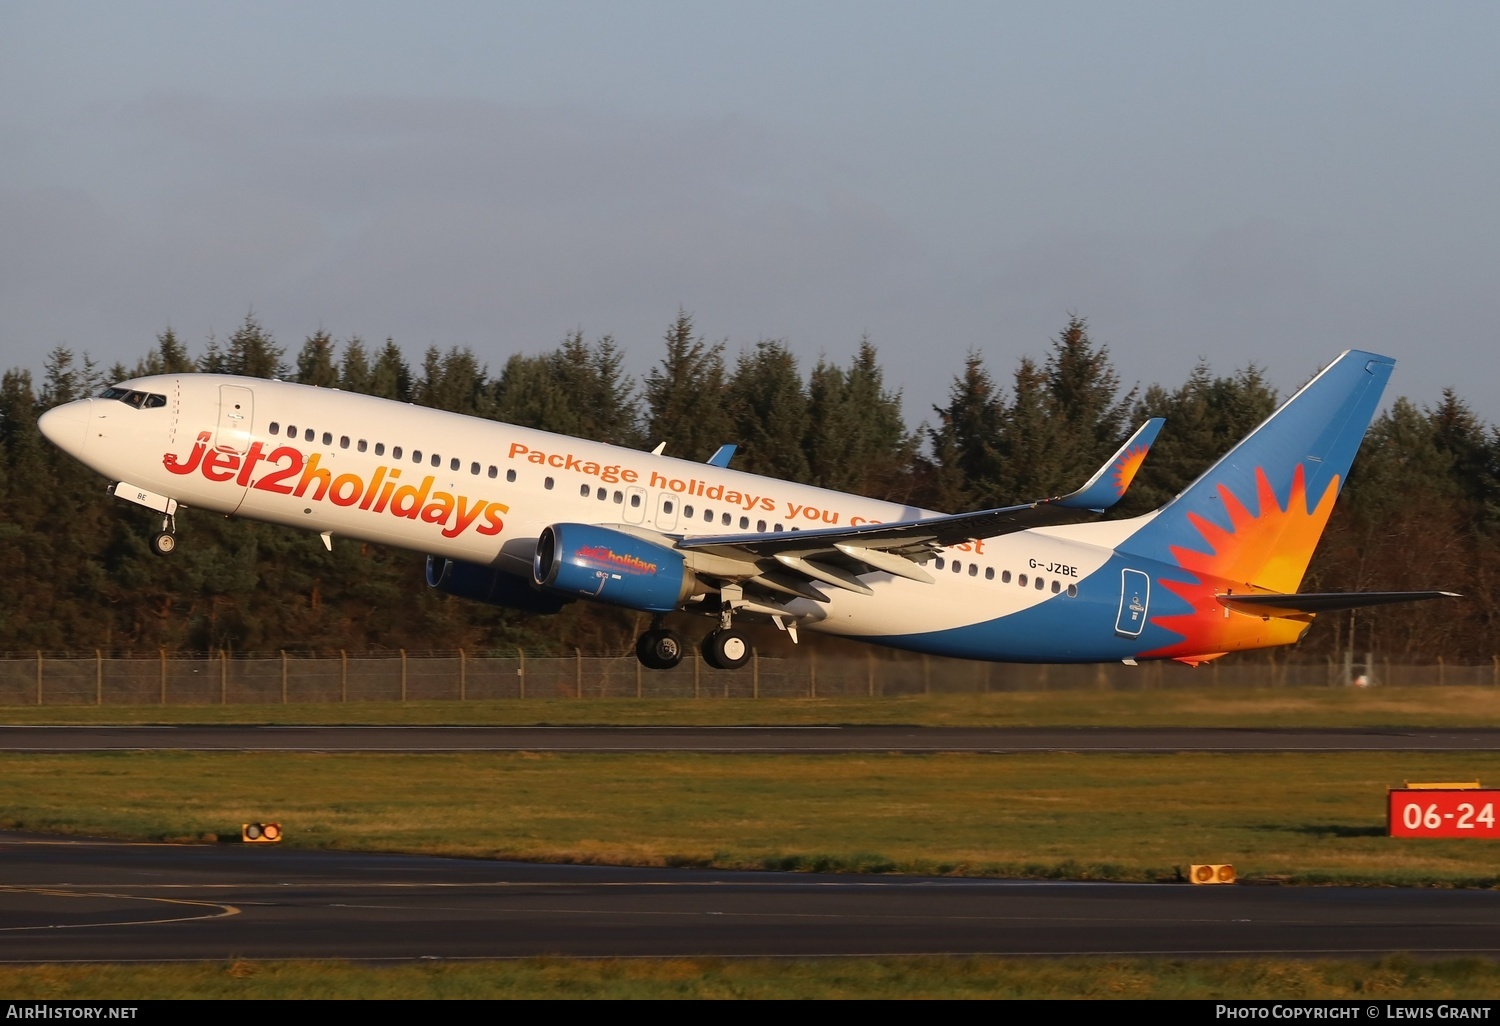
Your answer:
[676,418,1164,597]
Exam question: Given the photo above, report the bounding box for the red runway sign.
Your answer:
[1388,788,1500,838]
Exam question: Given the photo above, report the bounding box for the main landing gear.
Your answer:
[635,624,686,670]
[633,614,753,671]
[700,627,750,670]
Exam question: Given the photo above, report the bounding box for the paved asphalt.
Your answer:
[2,725,1499,752]
[5,726,1496,962]
[3,832,1500,961]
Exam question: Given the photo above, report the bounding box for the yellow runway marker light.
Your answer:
[1190,863,1235,884]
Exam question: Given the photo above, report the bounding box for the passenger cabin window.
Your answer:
[471,462,480,475]
[392,446,402,459]
[304,429,314,442]
[358,440,368,453]
[450,458,460,471]
[431,454,441,467]
[269,422,280,435]
[287,425,298,438]
[339,436,350,449]
[545,477,554,490]
[375,443,385,456]
[579,484,591,497]
[413,450,422,463]
[506,469,516,483]
[322,432,333,445]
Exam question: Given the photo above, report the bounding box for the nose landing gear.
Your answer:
[150,514,177,556]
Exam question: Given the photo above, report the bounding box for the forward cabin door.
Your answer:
[216,385,254,453]
[214,385,254,513]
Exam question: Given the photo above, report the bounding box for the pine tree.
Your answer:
[726,340,810,481]
[339,337,373,394]
[644,311,734,460]
[551,331,640,445]
[141,327,195,375]
[225,313,286,379]
[39,346,100,406]
[805,338,916,499]
[370,339,412,401]
[295,330,340,387]
[415,346,489,416]
[927,352,1006,508]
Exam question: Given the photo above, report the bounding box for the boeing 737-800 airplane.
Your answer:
[37,348,1452,669]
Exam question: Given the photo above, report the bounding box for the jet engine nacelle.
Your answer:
[425,555,572,614]
[533,523,693,613]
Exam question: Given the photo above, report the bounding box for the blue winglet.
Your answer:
[706,444,737,468]
[1053,418,1166,512]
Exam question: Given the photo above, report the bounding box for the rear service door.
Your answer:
[1115,568,1150,637]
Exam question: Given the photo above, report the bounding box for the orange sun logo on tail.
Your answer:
[1142,464,1340,662]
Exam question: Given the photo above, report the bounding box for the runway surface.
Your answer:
[3,724,1499,752]
[3,832,1499,961]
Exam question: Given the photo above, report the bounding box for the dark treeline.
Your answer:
[1,312,1494,661]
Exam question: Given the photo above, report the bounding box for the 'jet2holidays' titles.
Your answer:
[164,433,507,539]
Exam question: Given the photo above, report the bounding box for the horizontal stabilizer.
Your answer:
[1217,591,1462,618]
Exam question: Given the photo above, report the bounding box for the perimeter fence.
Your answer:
[2,650,1497,706]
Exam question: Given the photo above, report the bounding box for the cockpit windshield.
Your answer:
[99,386,167,409]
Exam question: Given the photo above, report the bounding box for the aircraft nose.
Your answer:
[38,399,91,457]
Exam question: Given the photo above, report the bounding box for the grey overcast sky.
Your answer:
[3,1,1497,426]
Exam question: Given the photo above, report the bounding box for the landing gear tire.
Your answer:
[150,532,176,556]
[701,628,751,670]
[636,628,686,670]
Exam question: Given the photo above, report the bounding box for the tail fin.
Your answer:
[1120,350,1393,593]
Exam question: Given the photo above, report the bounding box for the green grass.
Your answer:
[4,749,1499,884]
[4,685,1500,727]
[5,955,1500,999]
[6,687,1500,997]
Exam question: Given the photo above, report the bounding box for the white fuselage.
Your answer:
[43,374,1128,646]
